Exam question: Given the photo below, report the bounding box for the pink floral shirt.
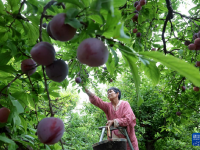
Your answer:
[89,95,139,150]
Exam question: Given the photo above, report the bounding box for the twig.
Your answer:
[0,74,22,94]
[60,140,65,150]
[28,76,39,123]
[42,66,54,117]
[39,1,57,42]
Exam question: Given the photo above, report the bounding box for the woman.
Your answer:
[85,87,139,150]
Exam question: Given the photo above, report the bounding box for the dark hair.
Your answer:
[107,87,121,100]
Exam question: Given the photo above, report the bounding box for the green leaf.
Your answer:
[6,41,18,56]
[57,0,84,8]
[0,134,15,144]
[0,52,12,65]
[139,51,200,87]
[113,23,130,43]
[7,0,21,13]
[141,59,160,85]
[121,50,143,106]
[106,53,114,75]
[10,95,24,114]
[19,116,27,133]
[65,18,82,29]
[113,0,126,7]
[0,65,16,74]
[110,47,119,67]
[0,0,5,15]
[66,8,80,18]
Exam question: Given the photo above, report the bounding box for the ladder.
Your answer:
[98,126,134,150]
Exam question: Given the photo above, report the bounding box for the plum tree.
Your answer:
[181,86,186,92]
[184,40,190,46]
[37,117,64,145]
[110,79,113,82]
[0,107,10,123]
[75,77,82,83]
[176,111,181,116]
[133,28,137,33]
[136,32,141,37]
[193,87,199,92]
[77,38,109,67]
[31,42,56,66]
[47,21,56,40]
[50,13,76,42]
[195,61,200,67]
[21,59,37,76]
[188,43,196,50]
[46,59,68,82]
[151,48,156,51]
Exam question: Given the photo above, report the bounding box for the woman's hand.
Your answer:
[106,120,114,127]
[84,87,95,97]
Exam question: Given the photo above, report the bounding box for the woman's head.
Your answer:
[107,87,121,100]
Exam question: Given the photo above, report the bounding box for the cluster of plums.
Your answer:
[21,42,68,82]
[20,12,110,145]
[132,0,147,37]
[187,32,200,50]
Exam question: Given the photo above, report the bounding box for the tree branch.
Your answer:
[7,0,26,30]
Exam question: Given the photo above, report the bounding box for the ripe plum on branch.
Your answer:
[77,38,109,67]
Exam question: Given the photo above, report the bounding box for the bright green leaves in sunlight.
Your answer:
[140,51,200,87]
[140,57,160,85]
[119,44,144,107]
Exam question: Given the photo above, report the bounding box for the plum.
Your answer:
[176,112,181,116]
[0,107,10,123]
[47,21,57,40]
[46,59,68,82]
[188,43,196,50]
[140,0,147,6]
[136,32,141,37]
[181,86,186,92]
[50,13,76,42]
[77,38,109,67]
[37,117,64,145]
[30,42,56,66]
[133,28,137,33]
[134,1,139,7]
[195,61,200,67]
[193,87,199,92]
[132,14,138,22]
[21,59,37,76]
[194,38,200,46]
[136,4,142,11]
[184,40,190,46]
[75,77,82,83]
